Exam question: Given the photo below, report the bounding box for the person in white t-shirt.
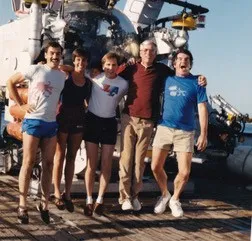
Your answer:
[7,41,66,225]
[84,52,128,217]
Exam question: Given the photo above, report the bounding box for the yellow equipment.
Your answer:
[41,0,51,7]
[24,0,51,8]
[172,14,196,30]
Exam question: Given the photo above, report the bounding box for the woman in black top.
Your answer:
[53,48,92,212]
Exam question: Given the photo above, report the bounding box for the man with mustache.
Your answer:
[7,41,66,224]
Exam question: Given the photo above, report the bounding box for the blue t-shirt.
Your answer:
[159,75,208,131]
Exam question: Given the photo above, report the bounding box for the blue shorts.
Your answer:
[22,119,58,138]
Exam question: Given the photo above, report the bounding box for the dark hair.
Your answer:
[101,52,120,66]
[172,48,194,67]
[90,61,103,72]
[44,41,63,53]
[72,48,90,62]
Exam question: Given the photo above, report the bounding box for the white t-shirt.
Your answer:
[23,64,66,122]
[88,73,128,118]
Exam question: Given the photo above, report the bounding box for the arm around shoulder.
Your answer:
[59,65,74,75]
[197,75,207,87]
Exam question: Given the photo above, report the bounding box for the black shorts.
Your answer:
[57,106,86,134]
[84,112,117,145]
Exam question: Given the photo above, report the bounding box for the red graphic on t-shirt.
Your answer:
[36,81,53,97]
[103,84,110,92]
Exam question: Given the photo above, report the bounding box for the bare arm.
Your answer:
[7,72,34,113]
[59,64,74,73]
[196,102,208,151]
[7,72,26,107]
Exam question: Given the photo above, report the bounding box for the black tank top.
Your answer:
[61,73,92,107]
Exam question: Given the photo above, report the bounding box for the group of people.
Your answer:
[7,39,208,225]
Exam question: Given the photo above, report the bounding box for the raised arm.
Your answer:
[7,72,34,113]
[196,102,208,151]
[7,72,26,107]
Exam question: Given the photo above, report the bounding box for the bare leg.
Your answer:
[19,133,40,209]
[97,144,115,198]
[64,133,83,199]
[40,136,57,210]
[173,152,192,200]
[85,142,99,198]
[151,147,170,197]
[53,132,68,199]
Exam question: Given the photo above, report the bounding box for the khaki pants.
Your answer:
[119,114,154,204]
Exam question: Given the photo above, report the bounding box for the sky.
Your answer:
[0,0,251,116]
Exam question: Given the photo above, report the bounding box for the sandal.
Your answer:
[37,202,50,224]
[54,197,65,210]
[17,207,29,224]
[62,193,74,213]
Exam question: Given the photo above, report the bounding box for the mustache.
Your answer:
[50,58,59,61]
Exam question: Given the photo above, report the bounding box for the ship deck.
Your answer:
[0,173,251,241]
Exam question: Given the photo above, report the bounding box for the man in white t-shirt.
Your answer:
[7,41,66,224]
[84,52,128,217]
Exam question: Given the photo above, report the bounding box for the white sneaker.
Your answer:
[154,192,171,214]
[121,199,133,210]
[169,198,184,218]
[132,198,142,211]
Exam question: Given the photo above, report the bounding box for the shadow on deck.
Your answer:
[0,173,251,241]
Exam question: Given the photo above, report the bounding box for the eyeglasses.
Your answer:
[140,48,156,53]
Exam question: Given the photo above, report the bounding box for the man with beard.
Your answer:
[7,41,66,224]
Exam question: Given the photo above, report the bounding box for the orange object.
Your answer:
[9,105,26,120]
[6,122,23,141]
[9,87,28,104]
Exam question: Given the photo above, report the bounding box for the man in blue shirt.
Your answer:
[151,49,208,217]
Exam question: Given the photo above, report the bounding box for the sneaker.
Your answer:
[37,203,50,224]
[84,203,93,216]
[132,198,142,211]
[121,199,133,211]
[154,193,171,214]
[62,193,74,213]
[17,207,29,224]
[93,203,104,216]
[169,198,184,218]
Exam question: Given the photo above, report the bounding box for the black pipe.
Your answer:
[163,0,209,14]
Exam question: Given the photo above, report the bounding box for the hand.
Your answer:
[198,75,207,87]
[196,135,207,151]
[37,61,46,65]
[126,57,136,66]
[20,104,36,113]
